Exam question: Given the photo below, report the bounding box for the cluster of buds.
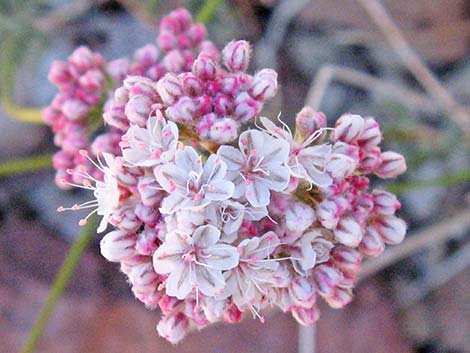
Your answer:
[48,8,407,344]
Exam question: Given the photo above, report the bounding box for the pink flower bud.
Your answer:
[91,131,121,155]
[334,217,363,247]
[48,61,71,84]
[165,96,196,124]
[157,313,189,344]
[137,176,164,207]
[135,228,160,256]
[358,147,382,173]
[295,107,327,138]
[324,287,353,309]
[195,94,212,116]
[372,215,407,244]
[199,40,220,61]
[331,246,362,274]
[172,8,192,32]
[196,113,215,139]
[100,230,136,262]
[135,203,160,227]
[222,40,252,72]
[223,302,243,323]
[107,58,130,82]
[52,151,73,169]
[79,69,104,91]
[193,53,217,81]
[249,69,278,100]
[157,30,177,52]
[125,95,153,127]
[69,46,102,72]
[234,92,261,122]
[42,106,61,125]
[357,117,382,149]
[128,262,159,292]
[325,153,357,180]
[180,73,203,96]
[114,87,129,103]
[163,49,185,73]
[187,23,207,45]
[213,93,233,116]
[372,190,401,215]
[103,102,128,131]
[62,99,89,120]
[375,151,407,178]
[109,207,142,232]
[288,276,317,308]
[333,114,365,143]
[291,306,320,326]
[157,73,183,105]
[316,197,348,229]
[209,118,238,143]
[359,226,385,257]
[313,264,342,297]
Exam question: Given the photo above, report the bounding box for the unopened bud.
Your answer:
[334,217,363,247]
[100,230,136,262]
[357,117,382,148]
[313,264,342,297]
[222,40,252,72]
[193,53,217,81]
[372,190,401,215]
[333,114,365,143]
[157,73,183,105]
[375,151,407,178]
[372,215,407,244]
[249,69,278,100]
[359,226,385,257]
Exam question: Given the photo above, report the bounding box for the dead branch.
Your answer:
[356,0,470,134]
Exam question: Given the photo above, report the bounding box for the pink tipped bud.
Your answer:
[134,44,159,66]
[333,114,365,143]
[69,46,102,71]
[193,53,217,81]
[325,287,353,309]
[213,93,233,116]
[313,264,342,297]
[375,151,407,178]
[234,92,261,122]
[109,207,142,233]
[62,99,89,120]
[316,197,348,229]
[128,262,159,291]
[359,226,385,257]
[157,73,183,105]
[162,49,185,73]
[157,30,177,52]
[295,107,327,138]
[288,276,317,308]
[359,147,382,173]
[222,40,252,72]
[180,73,203,96]
[372,190,401,215]
[48,61,71,84]
[325,153,357,180]
[291,306,320,326]
[372,215,407,245]
[100,230,136,262]
[331,246,362,274]
[172,8,192,32]
[209,118,238,143]
[107,58,130,82]
[165,96,196,124]
[249,68,278,100]
[135,228,160,256]
[135,203,160,228]
[125,95,153,127]
[358,117,382,148]
[187,23,207,45]
[157,313,190,344]
[79,69,104,90]
[334,217,363,247]
[199,40,220,61]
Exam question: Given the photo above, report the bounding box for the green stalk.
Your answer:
[0,154,53,177]
[387,169,470,195]
[196,0,222,24]
[21,216,98,353]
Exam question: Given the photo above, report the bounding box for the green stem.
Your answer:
[387,169,470,195]
[21,216,98,353]
[196,0,222,24]
[0,154,53,177]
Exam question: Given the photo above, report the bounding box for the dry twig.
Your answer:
[356,0,470,133]
[305,64,438,113]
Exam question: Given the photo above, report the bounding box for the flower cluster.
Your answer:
[49,8,407,344]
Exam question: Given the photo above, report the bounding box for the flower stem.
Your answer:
[387,169,470,195]
[21,216,98,353]
[0,154,53,177]
[196,0,222,24]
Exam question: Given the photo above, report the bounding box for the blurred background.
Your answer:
[0,0,469,352]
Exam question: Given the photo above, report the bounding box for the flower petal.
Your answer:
[193,225,220,247]
[217,145,245,170]
[205,179,234,201]
[246,179,271,207]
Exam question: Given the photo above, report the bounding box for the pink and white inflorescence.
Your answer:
[46,8,407,344]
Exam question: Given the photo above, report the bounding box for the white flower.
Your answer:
[153,225,239,299]
[290,231,333,275]
[156,146,235,214]
[121,112,179,167]
[219,231,281,310]
[217,129,290,207]
[259,116,333,188]
[58,151,120,233]
[206,200,268,243]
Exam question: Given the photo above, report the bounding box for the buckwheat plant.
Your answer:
[46,8,407,344]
